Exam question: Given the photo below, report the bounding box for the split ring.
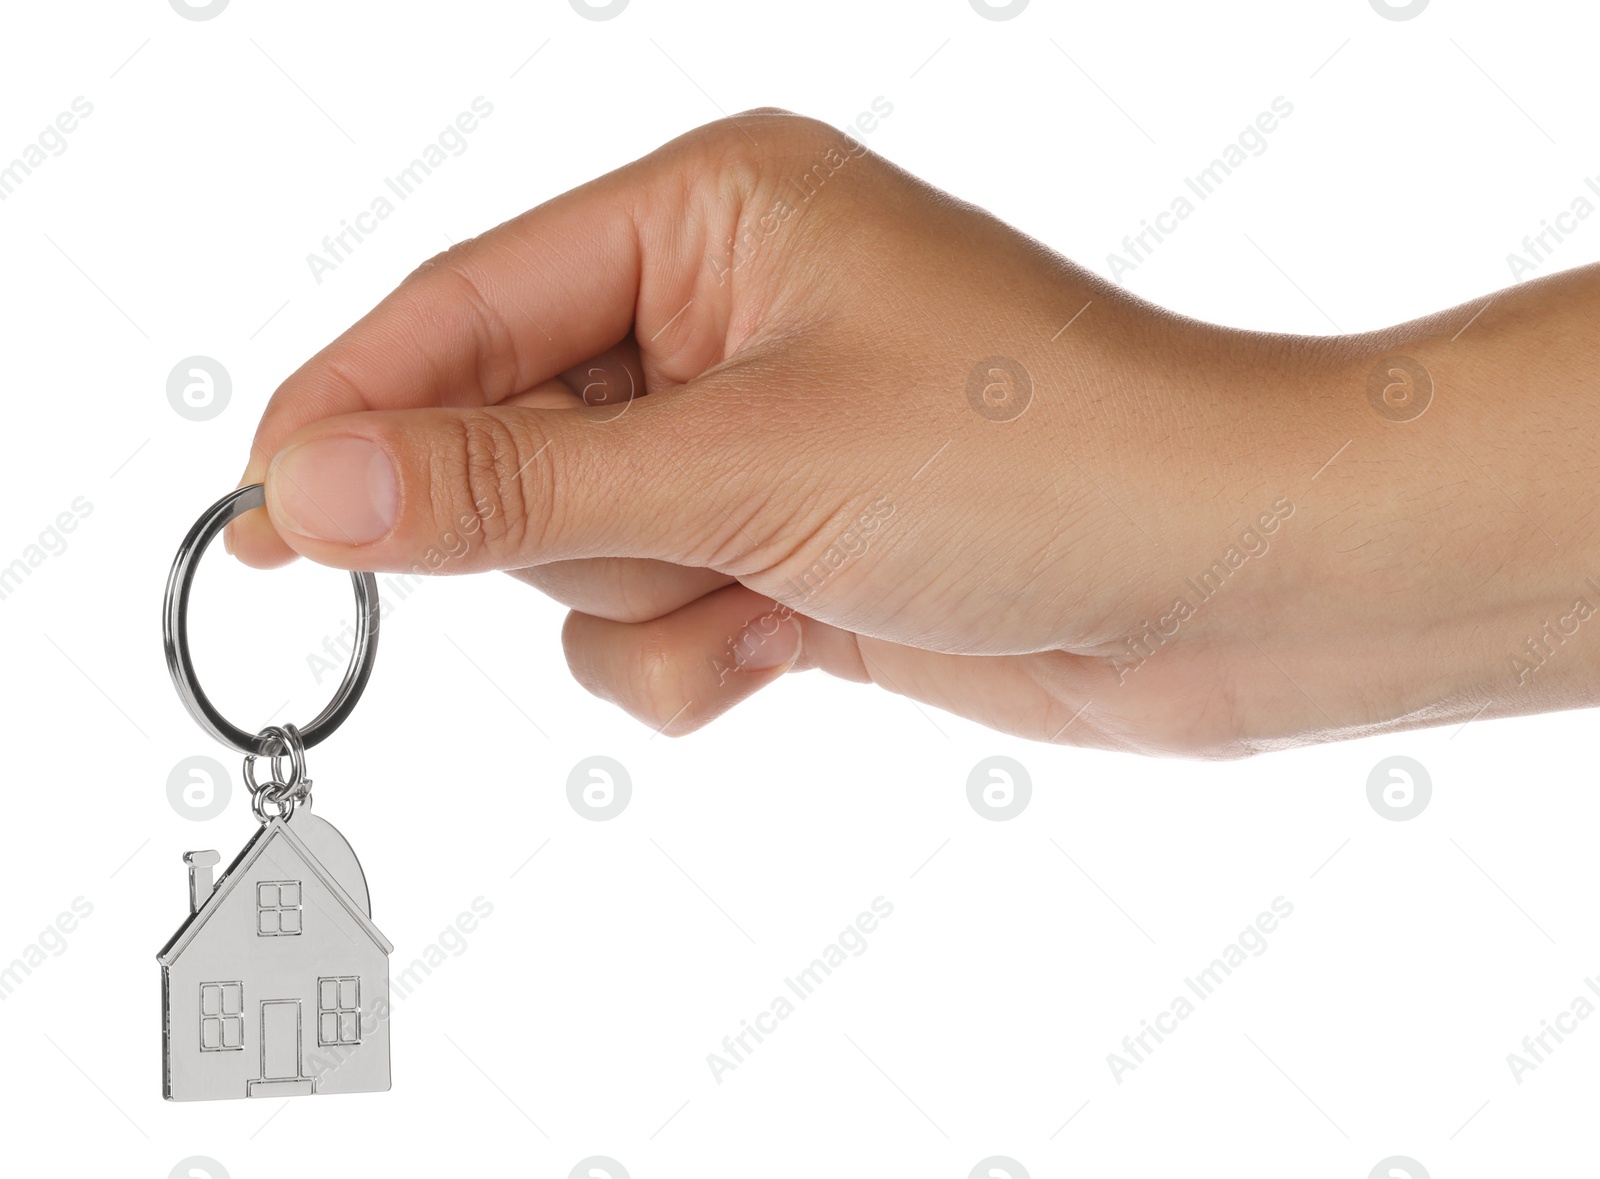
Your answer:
[162,484,380,756]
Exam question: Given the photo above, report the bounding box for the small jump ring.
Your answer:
[243,724,308,795]
[163,484,380,756]
[252,782,297,823]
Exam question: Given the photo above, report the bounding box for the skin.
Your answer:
[230,109,1600,757]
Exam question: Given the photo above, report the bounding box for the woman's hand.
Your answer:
[231,109,1600,754]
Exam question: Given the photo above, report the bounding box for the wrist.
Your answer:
[1310,272,1600,728]
[1054,279,1600,749]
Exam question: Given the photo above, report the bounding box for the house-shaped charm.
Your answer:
[157,809,393,1100]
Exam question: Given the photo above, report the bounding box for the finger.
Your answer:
[233,180,640,566]
[257,374,773,572]
[483,339,645,433]
[559,335,648,413]
[563,584,804,735]
[231,113,791,566]
[501,336,648,412]
[783,619,1116,747]
[561,593,1108,744]
[507,558,733,623]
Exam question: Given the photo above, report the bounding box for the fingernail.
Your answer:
[735,612,802,672]
[268,437,398,545]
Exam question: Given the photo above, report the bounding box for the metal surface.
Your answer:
[242,722,308,798]
[160,484,393,1099]
[158,809,393,1101]
[162,484,381,756]
[244,722,313,822]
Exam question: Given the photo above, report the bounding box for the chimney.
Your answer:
[184,850,222,914]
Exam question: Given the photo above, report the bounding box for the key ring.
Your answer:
[158,483,395,1103]
[161,483,381,757]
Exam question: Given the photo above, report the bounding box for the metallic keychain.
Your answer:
[157,484,393,1101]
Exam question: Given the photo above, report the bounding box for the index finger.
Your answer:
[231,113,778,566]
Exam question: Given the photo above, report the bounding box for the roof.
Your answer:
[157,817,393,966]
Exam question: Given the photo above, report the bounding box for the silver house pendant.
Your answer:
[159,485,391,1101]
[157,799,394,1100]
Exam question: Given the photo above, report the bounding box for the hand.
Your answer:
[232,109,1600,754]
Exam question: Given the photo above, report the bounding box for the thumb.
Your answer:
[262,398,746,573]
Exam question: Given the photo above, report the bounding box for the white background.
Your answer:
[1,0,1598,1176]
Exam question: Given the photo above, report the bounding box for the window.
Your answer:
[257,880,302,936]
[199,981,243,1051]
[318,976,361,1046]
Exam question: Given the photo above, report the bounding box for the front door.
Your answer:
[261,1000,302,1080]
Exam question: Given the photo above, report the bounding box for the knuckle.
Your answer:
[435,258,519,380]
[394,250,523,401]
[765,112,862,164]
[725,109,835,152]
[681,109,852,193]
[561,620,695,734]
[561,616,606,701]
[437,412,554,560]
[625,630,687,728]
[613,570,669,625]
[399,245,454,288]
[731,104,799,121]
[399,236,481,285]
[741,111,849,163]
